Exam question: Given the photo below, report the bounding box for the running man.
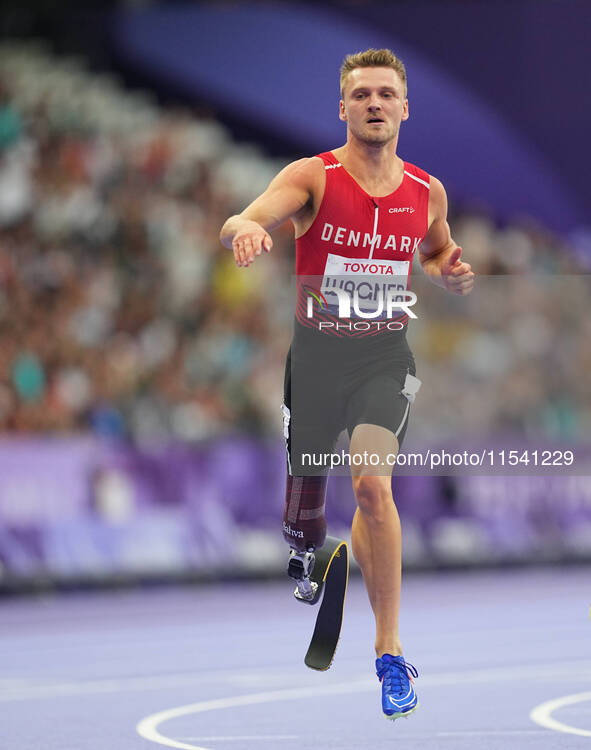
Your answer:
[220,48,474,720]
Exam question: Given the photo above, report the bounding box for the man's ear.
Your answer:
[339,99,347,122]
[401,99,409,122]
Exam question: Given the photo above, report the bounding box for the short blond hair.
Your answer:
[340,48,407,98]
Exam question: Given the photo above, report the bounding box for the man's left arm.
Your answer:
[419,177,474,296]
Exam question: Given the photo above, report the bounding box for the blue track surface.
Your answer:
[2,567,591,749]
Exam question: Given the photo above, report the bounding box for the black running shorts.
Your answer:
[282,326,418,476]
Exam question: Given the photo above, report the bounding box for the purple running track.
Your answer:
[1,567,590,749]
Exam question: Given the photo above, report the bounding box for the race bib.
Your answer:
[320,253,411,317]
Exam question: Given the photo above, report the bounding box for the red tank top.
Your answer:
[295,151,430,337]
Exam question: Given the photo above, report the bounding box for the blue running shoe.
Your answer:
[375,653,419,720]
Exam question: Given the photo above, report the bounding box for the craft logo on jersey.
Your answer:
[389,206,415,214]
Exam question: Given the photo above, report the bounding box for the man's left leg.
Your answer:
[349,422,418,720]
[349,423,402,657]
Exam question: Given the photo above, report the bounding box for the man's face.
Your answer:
[339,67,409,145]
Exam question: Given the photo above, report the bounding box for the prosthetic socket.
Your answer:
[282,474,328,552]
[283,474,328,602]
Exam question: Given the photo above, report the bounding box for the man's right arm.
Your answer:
[219,158,319,267]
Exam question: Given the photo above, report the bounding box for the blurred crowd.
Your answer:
[409,219,591,444]
[0,41,589,445]
[0,41,294,441]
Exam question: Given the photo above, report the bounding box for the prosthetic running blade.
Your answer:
[289,536,349,671]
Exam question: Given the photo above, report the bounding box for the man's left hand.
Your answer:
[441,247,474,295]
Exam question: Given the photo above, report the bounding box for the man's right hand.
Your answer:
[220,157,320,263]
[232,220,273,267]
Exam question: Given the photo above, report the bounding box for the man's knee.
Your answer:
[353,475,393,519]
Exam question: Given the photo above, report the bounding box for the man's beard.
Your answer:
[354,123,397,145]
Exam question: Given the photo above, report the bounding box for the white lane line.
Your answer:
[0,667,292,702]
[136,663,591,750]
[369,730,548,738]
[0,674,233,702]
[436,730,547,737]
[136,680,375,750]
[530,691,591,737]
[176,737,297,742]
[5,658,591,703]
